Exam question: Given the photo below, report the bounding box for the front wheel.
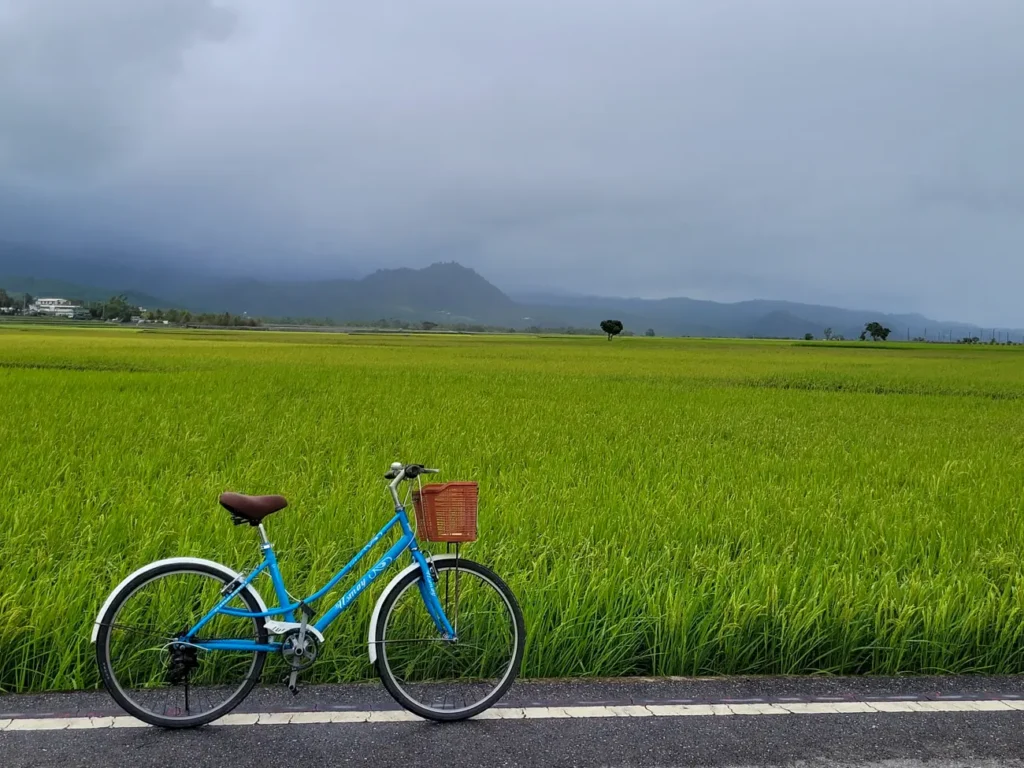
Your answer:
[374,558,525,721]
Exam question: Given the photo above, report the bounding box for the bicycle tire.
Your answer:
[373,558,525,721]
[95,561,268,728]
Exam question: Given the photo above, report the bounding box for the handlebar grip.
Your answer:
[384,465,439,481]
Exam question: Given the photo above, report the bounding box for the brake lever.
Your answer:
[384,465,437,480]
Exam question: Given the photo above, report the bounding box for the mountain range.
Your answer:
[0,242,1010,340]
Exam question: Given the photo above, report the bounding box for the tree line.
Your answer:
[267,316,615,335]
[0,288,31,312]
[0,289,259,327]
[141,306,260,327]
[5,290,1011,344]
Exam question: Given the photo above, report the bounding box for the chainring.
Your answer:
[280,628,320,671]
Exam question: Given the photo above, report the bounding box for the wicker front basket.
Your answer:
[412,482,479,543]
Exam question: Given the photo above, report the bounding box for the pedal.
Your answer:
[287,670,300,696]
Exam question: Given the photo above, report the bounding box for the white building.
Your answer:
[32,298,89,319]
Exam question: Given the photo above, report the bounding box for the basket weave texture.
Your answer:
[412,482,479,542]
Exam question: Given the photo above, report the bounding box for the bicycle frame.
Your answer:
[183,505,455,653]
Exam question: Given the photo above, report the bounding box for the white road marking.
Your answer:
[645,704,711,716]
[522,707,571,719]
[254,713,292,725]
[870,701,929,713]
[1,699,1019,732]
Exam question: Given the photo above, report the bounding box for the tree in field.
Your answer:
[11,292,34,313]
[421,321,438,331]
[864,322,891,341]
[645,328,655,337]
[823,327,834,341]
[804,333,814,341]
[600,319,624,340]
[95,295,135,322]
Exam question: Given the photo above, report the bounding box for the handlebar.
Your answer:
[384,463,440,481]
[385,463,440,509]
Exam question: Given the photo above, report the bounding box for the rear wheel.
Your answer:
[374,558,525,721]
[95,562,268,728]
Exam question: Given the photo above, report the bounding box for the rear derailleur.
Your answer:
[167,642,199,686]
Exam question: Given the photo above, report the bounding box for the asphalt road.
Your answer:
[4,676,1024,768]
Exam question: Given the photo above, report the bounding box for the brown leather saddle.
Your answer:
[219,492,288,526]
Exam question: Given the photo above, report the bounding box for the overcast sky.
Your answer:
[2,1,1023,324]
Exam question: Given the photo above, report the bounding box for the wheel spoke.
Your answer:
[101,623,175,641]
[375,637,454,646]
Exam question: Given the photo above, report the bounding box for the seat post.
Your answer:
[257,523,271,549]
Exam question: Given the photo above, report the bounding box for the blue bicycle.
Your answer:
[92,463,525,727]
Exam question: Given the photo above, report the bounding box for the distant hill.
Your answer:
[0,242,518,323]
[0,241,1011,339]
[172,261,523,324]
[513,293,1001,341]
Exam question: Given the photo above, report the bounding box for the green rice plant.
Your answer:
[1,326,1023,691]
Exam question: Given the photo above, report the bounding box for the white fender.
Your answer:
[91,557,270,643]
[367,554,459,664]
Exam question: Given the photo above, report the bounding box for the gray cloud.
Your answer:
[0,0,234,179]
[2,0,1023,324]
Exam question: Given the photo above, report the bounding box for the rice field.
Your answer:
[2,324,1024,693]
